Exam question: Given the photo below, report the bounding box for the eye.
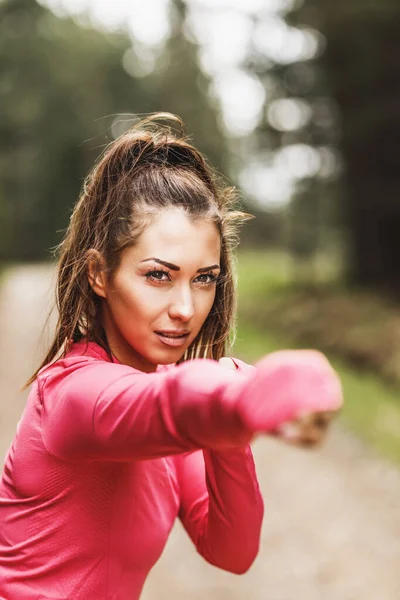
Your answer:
[145,269,171,282]
[194,272,218,286]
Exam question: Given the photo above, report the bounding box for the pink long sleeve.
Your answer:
[0,342,341,599]
[42,345,341,464]
[41,353,253,462]
[177,446,264,574]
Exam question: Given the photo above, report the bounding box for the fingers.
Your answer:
[274,409,338,448]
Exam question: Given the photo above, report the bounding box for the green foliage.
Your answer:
[0,0,227,260]
[236,249,400,387]
[241,0,400,287]
[143,1,227,173]
[0,0,138,259]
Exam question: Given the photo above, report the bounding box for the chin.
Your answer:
[150,346,187,366]
[156,351,186,365]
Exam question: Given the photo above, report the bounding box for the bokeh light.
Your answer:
[268,98,312,131]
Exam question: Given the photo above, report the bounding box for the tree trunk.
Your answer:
[309,2,400,288]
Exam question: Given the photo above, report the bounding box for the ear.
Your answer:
[87,249,107,299]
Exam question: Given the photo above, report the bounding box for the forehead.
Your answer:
[132,208,221,266]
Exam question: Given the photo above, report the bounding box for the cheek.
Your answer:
[110,277,161,322]
[126,288,165,322]
[196,289,217,323]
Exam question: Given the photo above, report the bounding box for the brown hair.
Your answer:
[26,113,251,385]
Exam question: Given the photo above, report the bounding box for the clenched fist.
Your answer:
[234,350,342,448]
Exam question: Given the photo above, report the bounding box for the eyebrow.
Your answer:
[141,258,220,273]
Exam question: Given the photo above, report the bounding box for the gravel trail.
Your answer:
[1,264,400,600]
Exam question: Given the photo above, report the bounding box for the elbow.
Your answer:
[218,555,258,575]
[227,509,263,574]
[208,542,260,575]
[225,563,254,576]
[200,497,264,575]
[226,548,259,575]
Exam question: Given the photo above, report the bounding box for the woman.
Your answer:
[0,114,342,600]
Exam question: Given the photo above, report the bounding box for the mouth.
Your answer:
[154,330,190,348]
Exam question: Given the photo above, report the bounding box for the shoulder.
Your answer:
[37,345,144,407]
[229,357,255,374]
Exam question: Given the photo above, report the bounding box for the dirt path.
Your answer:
[1,264,400,600]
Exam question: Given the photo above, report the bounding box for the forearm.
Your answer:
[186,446,264,574]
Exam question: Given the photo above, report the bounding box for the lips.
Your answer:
[155,330,190,348]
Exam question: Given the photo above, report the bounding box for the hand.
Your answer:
[237,350,343,448]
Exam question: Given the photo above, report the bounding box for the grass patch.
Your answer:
[236,250,400,386]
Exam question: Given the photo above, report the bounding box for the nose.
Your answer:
[168,284,195,322]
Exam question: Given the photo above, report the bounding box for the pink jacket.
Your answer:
[0,342,264,600]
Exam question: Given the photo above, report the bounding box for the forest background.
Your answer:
[1,0,400,462]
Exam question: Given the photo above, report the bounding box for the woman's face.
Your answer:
[93,208,221,372]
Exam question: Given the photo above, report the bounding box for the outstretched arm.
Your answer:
[41,358,252,462]
[41,349,342,462]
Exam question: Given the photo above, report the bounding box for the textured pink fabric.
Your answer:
[0,342,341,599]
[0,343,263,600]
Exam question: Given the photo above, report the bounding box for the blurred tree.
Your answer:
[301,0,400,289]
[0,0,144,259]
[144,0,227,173]
[232,3,343,266]
[0,0,227,261]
